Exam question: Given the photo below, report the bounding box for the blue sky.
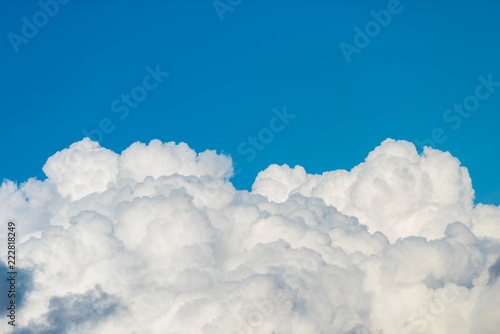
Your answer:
[1,0,499,205]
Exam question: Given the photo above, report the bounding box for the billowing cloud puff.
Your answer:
[0,138,499,333]
[42,138,233,201]
[253,139,491,241]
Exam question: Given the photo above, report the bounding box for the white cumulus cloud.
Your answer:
[1,138,499,334]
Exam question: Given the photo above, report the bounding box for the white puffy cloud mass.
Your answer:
[1,138,500,333]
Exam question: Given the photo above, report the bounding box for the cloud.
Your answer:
[1,138,499,333]
[20,286,121,334]
[253,139,487,241]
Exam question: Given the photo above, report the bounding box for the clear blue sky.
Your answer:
[1,0,499,204]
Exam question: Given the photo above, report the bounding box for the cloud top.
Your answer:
[42,138,233,200]
[253,139,479,241]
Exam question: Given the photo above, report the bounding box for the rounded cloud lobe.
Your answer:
[1,138,499,333]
